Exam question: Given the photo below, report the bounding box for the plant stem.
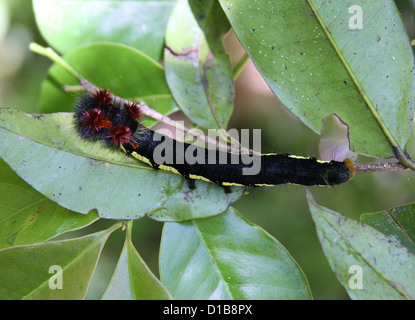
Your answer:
[232,53,249,80]
[125,220,133,242]
[106,221,124,235]
[62,85,85,92]
[29,42,81,79]
[354,162,409,172]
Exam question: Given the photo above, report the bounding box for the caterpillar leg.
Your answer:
[150,161,159,170]
[222,185,232,194]
[187,178,196,190]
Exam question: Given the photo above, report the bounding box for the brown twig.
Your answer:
[354,161,410,172]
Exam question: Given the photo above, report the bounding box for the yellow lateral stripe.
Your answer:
[263,153,331,163]
[159,164,180,175]
[222,181,248,187]
[130,151,181,175]
[130,151,153,167]
[188,174,212,183]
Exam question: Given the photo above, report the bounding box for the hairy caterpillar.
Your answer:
[74,89,355,193]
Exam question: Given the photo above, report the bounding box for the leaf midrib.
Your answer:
[306,0,398,149]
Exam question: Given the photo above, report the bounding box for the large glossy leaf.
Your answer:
[0,158,98,249]
[0,227,116,299]
[361,204,415,253]
[0,109,244,220]
[219,0,415,158]
[159,207,311,300]
[102,223,172,300]
[32,0,176,60]
[307,191,415,300]
[164,0,234,129]
[38,43,178,128]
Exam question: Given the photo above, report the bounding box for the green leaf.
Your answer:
[361,204,415,253]
[0,158,98,249]
[164,0,234,129]
[102,222,172,300]
[159,207,311,300]
[32,0,176,60]
[0,225,118,299]
[38,43,178,128]
[0,109,244,221]
[219,0,415,157]
[188,0,231,49]
[307,191,415,300]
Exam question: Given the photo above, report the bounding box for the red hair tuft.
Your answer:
[92,89,113,106]
[124,102,142,121]
[81,108,112,132]
[109,125,132,145]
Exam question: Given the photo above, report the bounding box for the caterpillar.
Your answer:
[74,89,355,193]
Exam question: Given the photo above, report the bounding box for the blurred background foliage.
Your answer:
[0,0,414,299]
